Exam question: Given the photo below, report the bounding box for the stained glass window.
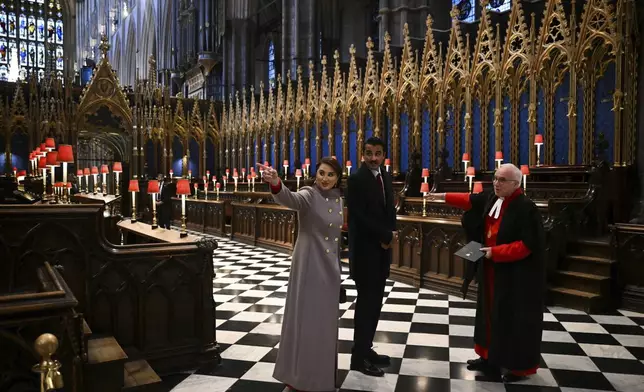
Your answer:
[0,0,64,82]
[488,0,511,14]
[452,0,475,23]
[268,40,275,89]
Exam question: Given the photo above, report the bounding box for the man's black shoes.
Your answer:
[466,357,490,371]
[368,349,391,366]
[350,359,384,377]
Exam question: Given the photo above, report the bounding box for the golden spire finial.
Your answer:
[384,31,391,44]
[426,14,433,29]
[99,34,110,58]
[308,60,314,74]
[277,73,282,84]
[321,55,327,66]
[366,37,374,51]
[450,6,459,20]
[297,65,303,78]
[333,49,340,62]
[349,44,356,55]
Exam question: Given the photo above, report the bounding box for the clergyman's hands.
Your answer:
[480,247,492,259]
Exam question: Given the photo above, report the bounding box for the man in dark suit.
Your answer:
[156,173,174,229]
[347,137,397,377]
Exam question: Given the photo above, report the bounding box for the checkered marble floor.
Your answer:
[163,231,644,392]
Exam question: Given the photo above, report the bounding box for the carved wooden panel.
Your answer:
[256,207,297,251]
[231,204,257,244]
[204,202,226,235]
[186,199,205,231]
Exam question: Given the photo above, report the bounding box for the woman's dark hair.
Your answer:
[306,156,343,188]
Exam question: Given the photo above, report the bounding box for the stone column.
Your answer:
[281,0,290,76]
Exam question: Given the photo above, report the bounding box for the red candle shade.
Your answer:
[176,179,191,195]
[57,144,74,163]
[521,165,530,176]
[422,168,430,177]
[83,168,90,176]
[112,162,123,172]
[296,169,302,177]
[247,175,251,181]
[301,164,306,170]
[91,166,99,175]
[305,158,311,165]
[35,147,41,154]
[128,180,139,192]
[206,170,210,177]
[466,167,476,177]
[283,160,289,166]
[76,169,83,176]
[38,157,47,169]
[420,182,430,193]
[495,151,503,160]
[332,156,337,160]
[46,152,59,166]
[213,176,217,181]
[203,176,207,182]
[193,182,198,190]
[462,153,470,162]
[66,182,72,189]
[252,172,257,178]
[385,159,391,166]
[216,182,221,189]
[346,161,352,167]
[473,181,483,194]
[18,170,26,176]
[226,168,230,173]
[45,137,56,149]
[39,143,46,151]
[534,134,544,144]
[55,182,63,188]
[29,153,34,160]
[148,180,159,193]
[101,164,109,174]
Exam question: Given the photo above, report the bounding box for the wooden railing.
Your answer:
[0,203,219,374]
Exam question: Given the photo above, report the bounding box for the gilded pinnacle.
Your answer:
[350,44,356,55]
[321,55,327,66]
[366,37,374,51]
[450,6,459,20]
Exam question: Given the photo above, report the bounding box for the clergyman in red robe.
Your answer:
[427,163,546,383]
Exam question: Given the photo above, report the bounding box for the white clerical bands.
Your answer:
[488,198,504,220]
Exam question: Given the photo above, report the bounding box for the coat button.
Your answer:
[325,237,329,240]
[336,198,339,203]
[334,238,338,242]
[328,208,333,213]
[326,198,329,201]
[325,249,330,253]
[329,223,333,227]
[339,211,343,215]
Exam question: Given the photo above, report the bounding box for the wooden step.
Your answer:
[559,255,616,277]
[553,270,611,295]
[85,337,128,392]
[548,286,607,313]
[123,360,162,391]
[567,237,612,259]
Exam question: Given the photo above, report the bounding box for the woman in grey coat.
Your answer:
[259,157,344,392]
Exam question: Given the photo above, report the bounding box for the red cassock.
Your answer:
[446,187,538,376]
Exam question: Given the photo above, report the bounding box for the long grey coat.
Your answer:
[272,184,343,392]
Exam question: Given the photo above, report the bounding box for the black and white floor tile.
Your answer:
[163,230,644,392]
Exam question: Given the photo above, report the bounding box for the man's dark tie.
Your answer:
[377,173,385,202]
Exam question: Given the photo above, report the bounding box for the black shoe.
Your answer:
[502,373,526,383]
[350,359,385,377]
[369,349,391,366]
[466,357,489,371]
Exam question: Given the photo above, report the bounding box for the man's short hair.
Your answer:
[364,137,385,151]
[499,163,523,183]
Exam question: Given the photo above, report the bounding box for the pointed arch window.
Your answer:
[268,39,275,89]
[0,0,64,82]
[487,0,510,14]
[452,0,475,23]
